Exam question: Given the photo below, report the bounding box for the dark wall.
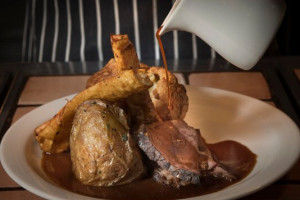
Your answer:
[276,0,300,56]
[0,0,26,62]
[0,0,298,62]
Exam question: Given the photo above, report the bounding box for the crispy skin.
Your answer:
[86,58,119,88]
[35,69,152,153]
[86,59,149,88]
[86,34,148,88]
[111,34,140,71]
[87,34,148,88]
[87,34,158,126]
[125,67,189,125]
[110,34,160,125]
[148,67,188,120]
[70,100,145,186]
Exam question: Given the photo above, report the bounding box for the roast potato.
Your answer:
[70,99,145,186]
[35,69,152,153]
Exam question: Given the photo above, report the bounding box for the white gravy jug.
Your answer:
[159,0,286,70]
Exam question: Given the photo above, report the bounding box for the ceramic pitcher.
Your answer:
[159,0,286,70]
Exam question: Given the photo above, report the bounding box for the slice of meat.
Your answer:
[136,120,234,188]
[70,99,145,186]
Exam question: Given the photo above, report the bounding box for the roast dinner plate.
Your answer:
[1,86,299,200]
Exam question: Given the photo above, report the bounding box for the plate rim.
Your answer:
[1,86,300,200]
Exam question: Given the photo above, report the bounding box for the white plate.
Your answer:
[1,86,300,200]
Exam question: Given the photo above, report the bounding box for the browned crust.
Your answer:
[35,69,152,153]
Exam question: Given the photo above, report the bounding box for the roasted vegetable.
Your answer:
[35,69,152,153]
[86,58,119,88]
[70,99,145,186]
[111,34,140,71]
[147,67,188,120]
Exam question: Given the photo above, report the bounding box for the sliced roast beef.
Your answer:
[136,120,235,188]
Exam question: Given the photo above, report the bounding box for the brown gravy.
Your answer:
[42,30,256,199]
[156,26,173,110]
[42,140,256,200]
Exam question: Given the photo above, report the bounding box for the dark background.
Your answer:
[0,0,299,63]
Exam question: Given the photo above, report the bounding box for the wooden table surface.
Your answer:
[0,57,299,199]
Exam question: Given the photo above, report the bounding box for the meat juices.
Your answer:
[42,117,256,199]
[137,120,235,188]
[41,33,257,199]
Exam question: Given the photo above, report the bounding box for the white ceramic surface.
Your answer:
[160,0,286,70]
[1,86,299,200]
